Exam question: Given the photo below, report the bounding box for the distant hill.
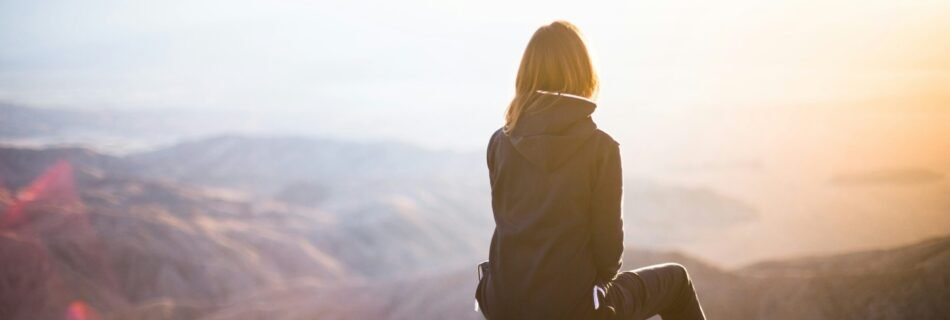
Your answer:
[0,104,91,138]
[0,159,347,319]
[0,104,272,154]
[0,103,214,141]
[126,135,483,194]
[0,145,133,187]
[622,181,758,248]
[830,167,945,187]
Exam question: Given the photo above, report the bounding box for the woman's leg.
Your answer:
[607,263,706,320]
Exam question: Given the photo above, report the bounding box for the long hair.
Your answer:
[504,21,599,133]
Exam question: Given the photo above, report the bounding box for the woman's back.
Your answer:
[480,92,623,320]
[478,20,703,320]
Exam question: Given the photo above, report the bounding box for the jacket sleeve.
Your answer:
[485,129,504,186]
[590,141,624,282]
[486,132,496,186]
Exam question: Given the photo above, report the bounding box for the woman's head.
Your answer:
[505,20,598,133]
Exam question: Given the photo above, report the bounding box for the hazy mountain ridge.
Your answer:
[0,143,493,319]
[622,181,759,247]
[0,136,756,268]
[0,143,491,278]
[127,135,484,193]
[830,167,946,187]
[120,136,760,253]
[1,104,107,138]
[1,139,947,319]
[0,145,135,187]
[0,104,235,145]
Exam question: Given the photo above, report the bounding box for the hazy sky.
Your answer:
[2,0,948,265]
[2,0,949,151]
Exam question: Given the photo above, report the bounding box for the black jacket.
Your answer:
[477,92,624,320]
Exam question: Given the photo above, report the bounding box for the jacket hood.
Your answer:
[506,92,598,172]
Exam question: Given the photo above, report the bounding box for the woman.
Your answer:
[475,21,706,320]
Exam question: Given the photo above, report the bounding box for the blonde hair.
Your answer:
[504,20,599,133]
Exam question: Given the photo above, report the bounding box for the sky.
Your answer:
[1,0,948,265]
[1,0,949,152]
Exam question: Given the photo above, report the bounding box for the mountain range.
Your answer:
[1,137,948,319]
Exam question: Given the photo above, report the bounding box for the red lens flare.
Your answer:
[1,160,79,228]
[65,300,101,320]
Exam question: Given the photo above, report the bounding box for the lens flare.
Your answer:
[65,301,101,320]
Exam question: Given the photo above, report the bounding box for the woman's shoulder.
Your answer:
[488,127,506,145]
[591,129,620,148]
[491,127,505,139]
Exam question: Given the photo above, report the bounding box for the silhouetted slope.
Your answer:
[740,237,950,319]
[188,240,950,320]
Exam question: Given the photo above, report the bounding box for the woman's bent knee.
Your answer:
[660,263,689,279]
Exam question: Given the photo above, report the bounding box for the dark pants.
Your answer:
[603,263,706,320]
